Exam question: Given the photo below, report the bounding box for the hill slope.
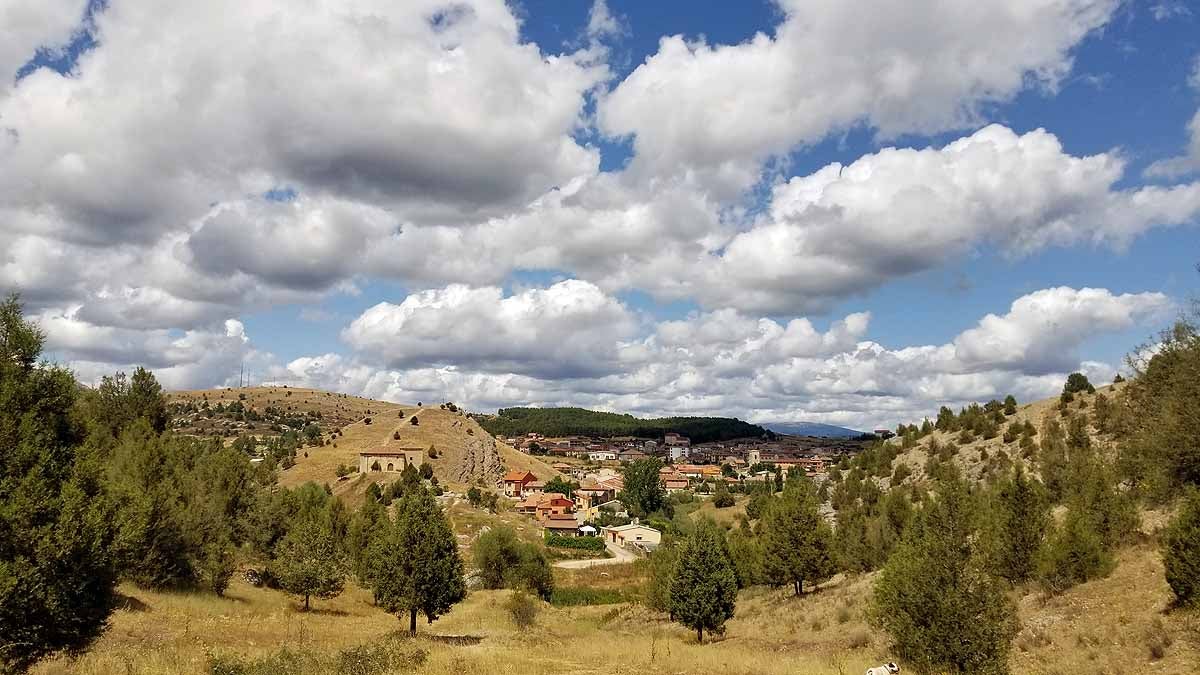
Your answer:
[764,422,866,438]
[168,387,559,495]
[878,382,1125,488]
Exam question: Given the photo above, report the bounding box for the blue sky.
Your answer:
[4,0,1199,428]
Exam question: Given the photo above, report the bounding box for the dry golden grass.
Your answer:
[1010,545,1199,675]
[30,541,1200,675]
[688,494,749,527]
[172,387,559,495]
[889,383,1126,486]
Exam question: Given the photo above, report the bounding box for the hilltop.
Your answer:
[167,387,559,495]
[475,406,771,443]
[764,421,866,438]
[873,382,1126,490]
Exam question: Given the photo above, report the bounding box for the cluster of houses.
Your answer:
[505,432,832,472]
[501,469,662,552]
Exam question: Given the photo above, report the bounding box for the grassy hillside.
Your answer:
[168,387,559,495]
[31,541,1199,675]
[476,407,770,443]
[876,382,1125,490]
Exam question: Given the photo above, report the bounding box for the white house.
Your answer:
[600,522,662,548]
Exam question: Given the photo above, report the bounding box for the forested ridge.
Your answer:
[475,406,771,443]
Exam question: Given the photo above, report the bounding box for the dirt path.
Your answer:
[553,541,639,569]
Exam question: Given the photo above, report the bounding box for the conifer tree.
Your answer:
[271,518,347,611]
[1,295,121,672]
[989,466,1049,583]
[762,484,836,595]
[371,487,466,635]
[669,522,738,643]
[1003,394,1018,415]
[872,478,1018,675]
[1163,489,1200,607]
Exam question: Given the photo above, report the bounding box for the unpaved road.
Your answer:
[553,541,639,569]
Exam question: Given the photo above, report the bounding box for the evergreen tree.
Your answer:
[1121,320,1200,498]
[1038,419,1070,501]
[371,487,466,634]
[726,527,764,588]
[1003,395,1018,416]
[762,485,836,595]
[643,543,680,613]
[128,367,169,433]
[871,478,1018,675]
[1036,506,1112,594]
[1063,372,1096,396]
[988,467,1050,583]
[108,423,196,588]
[270,518,346,611]
[347,496,388,584]
[669,522,738,643]
[471,527,552,599]
[1163,489,1200,607]
[0,295,120,672]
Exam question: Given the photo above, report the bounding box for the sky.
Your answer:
[1,0,1198,431]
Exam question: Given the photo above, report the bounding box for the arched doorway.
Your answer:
[387,463,395,471]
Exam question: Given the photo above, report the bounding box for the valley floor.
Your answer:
[31,546,1200,675]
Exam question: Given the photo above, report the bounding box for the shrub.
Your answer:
[1163,489,1200,607]
[506,591,540,629]
[474,527,554,600]
[713,487,735,508]
[364,417,372,425]
[545,534,606,551]
[393,431,401,440]
[1037,508,1113,594]
[891,463,912,484]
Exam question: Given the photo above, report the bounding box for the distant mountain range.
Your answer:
[762,422,867,438]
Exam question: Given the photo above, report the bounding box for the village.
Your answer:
[482,431,846,551]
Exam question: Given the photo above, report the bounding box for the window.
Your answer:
[387,463,394,471]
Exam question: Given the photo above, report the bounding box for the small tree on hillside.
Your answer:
[988,466,1050,584]
[669,522,738,643]
[1063,372,1095,397]
[1163,489,1200,607]
[1003,395,1018,416]
[762,484,836,595]
[1037,506,1112,594]
[271,519,346,611]
[871,478,1018,675]
[371,487,466,635]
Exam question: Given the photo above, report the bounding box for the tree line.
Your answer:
[475,406,772,444]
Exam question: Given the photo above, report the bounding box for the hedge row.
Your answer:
[545,534,606,551]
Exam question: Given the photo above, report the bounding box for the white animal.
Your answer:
[864,663,900,675]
